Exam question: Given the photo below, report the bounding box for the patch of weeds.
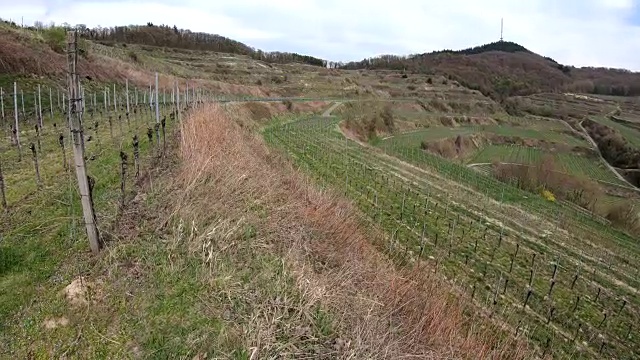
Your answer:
[242,224,257,240]
[313,304,335,338]
[232,348,250,360]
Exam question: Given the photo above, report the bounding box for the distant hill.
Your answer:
[0,20,326,68]
[340,41,640,100]
[431,41,534,57]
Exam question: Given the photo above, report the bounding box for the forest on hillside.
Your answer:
[79,24,327,67]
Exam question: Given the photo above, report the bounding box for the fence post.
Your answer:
[119,151,127,212]
[38,84,43,128]
[0,87,4,122]
[49,87,53,121]
[176,81,181,122]
[34,91,38,125]
[13,82,21,161]
[29,142,41,188]
[133,135,140,178]
[0,161,7,211]
[59,133,68,171]
[125,79,130,115]
[67,30,101,254]
[155,73,160,146]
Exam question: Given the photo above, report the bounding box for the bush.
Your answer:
[541,189,556,202]
[128,50,139,63]
[607,201,640,235]
[42,26,66,53]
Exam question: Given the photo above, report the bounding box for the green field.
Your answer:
[265,114,640,359]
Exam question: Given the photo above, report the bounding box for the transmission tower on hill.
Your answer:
[500,18,504,42]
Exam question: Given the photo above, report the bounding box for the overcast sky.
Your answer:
[1,0,640,70]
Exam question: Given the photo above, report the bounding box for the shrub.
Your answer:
[541,189,556,202]
[128,50,139,63]
[42,26,66,53]
[607,201,640,235]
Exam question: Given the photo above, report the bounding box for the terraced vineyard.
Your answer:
[469,145,627,186]
[382,127,477,146]
[591,116,640,148]
[264,113,640,359]
[383,124,587,149]
[470,145,544,165]
[555,153,628,186]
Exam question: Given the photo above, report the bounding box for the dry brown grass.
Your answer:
[173,103,532,359]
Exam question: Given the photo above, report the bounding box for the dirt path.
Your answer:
[322,102,343,117]
[577,117,639,190]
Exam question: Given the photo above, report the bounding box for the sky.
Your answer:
[1,0,640,70]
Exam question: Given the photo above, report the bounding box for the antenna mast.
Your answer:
[500,18,504,41]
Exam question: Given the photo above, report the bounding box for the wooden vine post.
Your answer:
[0,160,7,211]
[67,30,101,254]
[154,72,160,146]
[0,87,4,124]
[13,82,21,161]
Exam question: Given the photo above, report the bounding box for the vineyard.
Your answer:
[0,70,195,321]
[264,114,640,359]
[470,145,544,165]
[469,145,627,186]
[591,116,640,148]
[382,124,588,149]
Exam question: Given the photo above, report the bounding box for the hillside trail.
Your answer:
[322,102,343,117]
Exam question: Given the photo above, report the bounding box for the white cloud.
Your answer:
[1,0,639,70]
